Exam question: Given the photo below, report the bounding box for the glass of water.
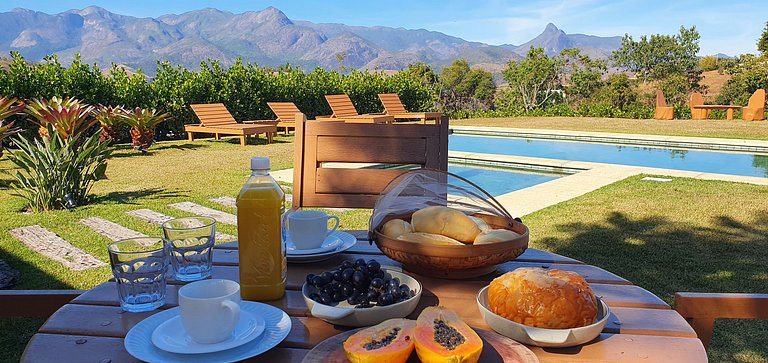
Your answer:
[108,237,169,313]
[162,216,216,281]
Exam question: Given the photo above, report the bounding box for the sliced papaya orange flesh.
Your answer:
[414,306,483,363]
[343,318,416,363]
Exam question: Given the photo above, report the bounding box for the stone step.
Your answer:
[9,225,106,271]
[126,209,236,241]
[168,202,238,226]
[80,217,147,242]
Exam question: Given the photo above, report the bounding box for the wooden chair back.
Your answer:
[267,102,302,123]
[689,92,705,107]
[378,93,409,114]
[190,103,237,127]
[325,94,360,118]
[748,89,766,108]
[293,113,449,209]
[656,91,668,108]
[675,292,768,349]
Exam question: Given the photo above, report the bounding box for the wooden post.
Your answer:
[293,113,307,209]
[188,132,194,142]
[215,133,221,140]
[727,108,734,120]
[240,135,246,146]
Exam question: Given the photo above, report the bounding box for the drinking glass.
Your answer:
[108,237,169,313]
[162,216,216,281]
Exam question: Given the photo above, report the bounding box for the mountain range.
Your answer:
[0,6,625,75]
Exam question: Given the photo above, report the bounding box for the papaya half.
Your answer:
[414,306,483,363]
[343,318,416,363]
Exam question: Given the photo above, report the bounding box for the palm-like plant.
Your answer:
[0,97,25,157]
[24,96,97,139]
[94,105,127,142]
[122,107,172,152]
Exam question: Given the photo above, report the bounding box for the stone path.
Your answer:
[210,196,236,208]
[127,209,236,241]
[9,225,106,271]
[169,202,238,225]
[0,260,20,289]
[80,217,147,242]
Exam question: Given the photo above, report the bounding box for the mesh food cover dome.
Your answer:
[368,169,517,239]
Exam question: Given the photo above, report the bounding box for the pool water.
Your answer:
[448,165,559,196]
[450,135,768,178]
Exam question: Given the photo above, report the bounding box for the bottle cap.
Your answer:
[250,157,270,170]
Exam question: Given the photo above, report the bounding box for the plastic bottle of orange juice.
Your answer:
[237,157,286,300]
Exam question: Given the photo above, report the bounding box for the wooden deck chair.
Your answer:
[378,93,442,123]
[743,89,766,121]
[0,290,84,317]
[185,103,278,146]
[689,92,709,120]
[653,91,674,120]
[292,113,449,209]
[323,94,361,119]
[266,102,303,134]
[675,292,768,349]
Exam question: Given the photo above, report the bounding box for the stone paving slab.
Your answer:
[210,196,236,208]
[126,209,236,241]
[9,225,106,271]
[169,202,238,225]
[80,217,147,242]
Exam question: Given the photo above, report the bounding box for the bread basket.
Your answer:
[369,169,529,279]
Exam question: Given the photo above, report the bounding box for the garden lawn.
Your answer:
[452,116,768,141]
[1,137,767,362]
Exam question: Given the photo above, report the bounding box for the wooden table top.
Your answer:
[22,231,707,363]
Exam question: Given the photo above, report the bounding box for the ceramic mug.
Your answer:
[178,279,241,344]
[284,210,340,249]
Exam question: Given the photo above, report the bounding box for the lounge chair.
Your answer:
[689,92,709,120]
[318,94,394,124]
[653,90,674,120]
[185,103,277,146]
[378,93,442,123]
[743,89,766,121]
[266,102,303,134]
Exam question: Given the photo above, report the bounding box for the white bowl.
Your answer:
[302,268,422,327]
[476,286,610,347]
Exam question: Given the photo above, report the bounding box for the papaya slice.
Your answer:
[414,306,483,363]
[343,318,416,363]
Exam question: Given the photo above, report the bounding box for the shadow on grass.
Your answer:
[91,188,187,204]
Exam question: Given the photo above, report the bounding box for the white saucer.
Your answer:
[151,309,266,354]
[125,301,291,363]
[286,235,342,255]
[287,231,357,263]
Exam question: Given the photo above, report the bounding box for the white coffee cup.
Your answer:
[284,210,340,250]
[178,279,241,344]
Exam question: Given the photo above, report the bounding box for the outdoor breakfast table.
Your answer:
[695,104,742,120]
[22,230,708,362]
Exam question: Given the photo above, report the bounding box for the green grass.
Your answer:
[1,135,767,362]
[452,116,768,141]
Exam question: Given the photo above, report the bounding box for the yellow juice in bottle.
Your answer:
[237,157,286,300]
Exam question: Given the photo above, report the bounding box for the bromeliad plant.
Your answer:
[7,124,113,212]
[0,97,25,158]
[24,96,97,139]
[122,107,172,152]
[94,105,127,142]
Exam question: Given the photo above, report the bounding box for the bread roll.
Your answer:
[468,216,491,233]
[411,206,482,244]
[487,268,598,329]
[474,229,521,244]
[396,232,464,246]
[381,219,413,239]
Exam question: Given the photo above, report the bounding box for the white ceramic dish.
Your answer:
[286,234,342,255]
[477,286,610,347]
[151,309,266,354]
[287,231,356,263]
[125,301,291,362]
[302,267,422,327]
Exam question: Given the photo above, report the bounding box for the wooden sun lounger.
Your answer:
[266,102,303,134]
[316,94,394,124]
[186,103,277,146]
[378,93,442,123]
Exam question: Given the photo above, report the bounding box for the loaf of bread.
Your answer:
[411,206,482,244]
[474,229,521,244]
[396,232,464,246]
[468,216,491,233]
[487,268,598,329]
[381,219,413,239]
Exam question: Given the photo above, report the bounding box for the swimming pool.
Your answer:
[449,135,768,178]
[447,165,559,196]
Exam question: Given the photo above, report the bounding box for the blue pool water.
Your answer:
[450,135,768,178]
[447,165,559,196]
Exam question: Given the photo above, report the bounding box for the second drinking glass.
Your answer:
[162,216,217,281]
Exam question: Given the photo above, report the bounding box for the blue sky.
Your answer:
[2,0,766,55]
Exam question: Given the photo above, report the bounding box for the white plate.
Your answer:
[287,231,357,263]
[125,301,291,362]
[286,235,343,255]
[151,309,266,354]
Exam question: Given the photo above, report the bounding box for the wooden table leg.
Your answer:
[215,133,221,140]
[240,135,246,146]
[267,132,274,144]
[187,132,194,142]
[727,108,734,120]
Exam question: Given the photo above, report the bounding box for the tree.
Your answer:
[560,48,607,104]
[502,47,563,111]
[758,21,768,54]
[611,26,701,85]
[438,59,496,114]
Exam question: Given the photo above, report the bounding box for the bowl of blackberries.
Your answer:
[302,258,422,327]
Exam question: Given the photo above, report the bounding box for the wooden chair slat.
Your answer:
[315,168,408,195]
[315,135,427,163]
